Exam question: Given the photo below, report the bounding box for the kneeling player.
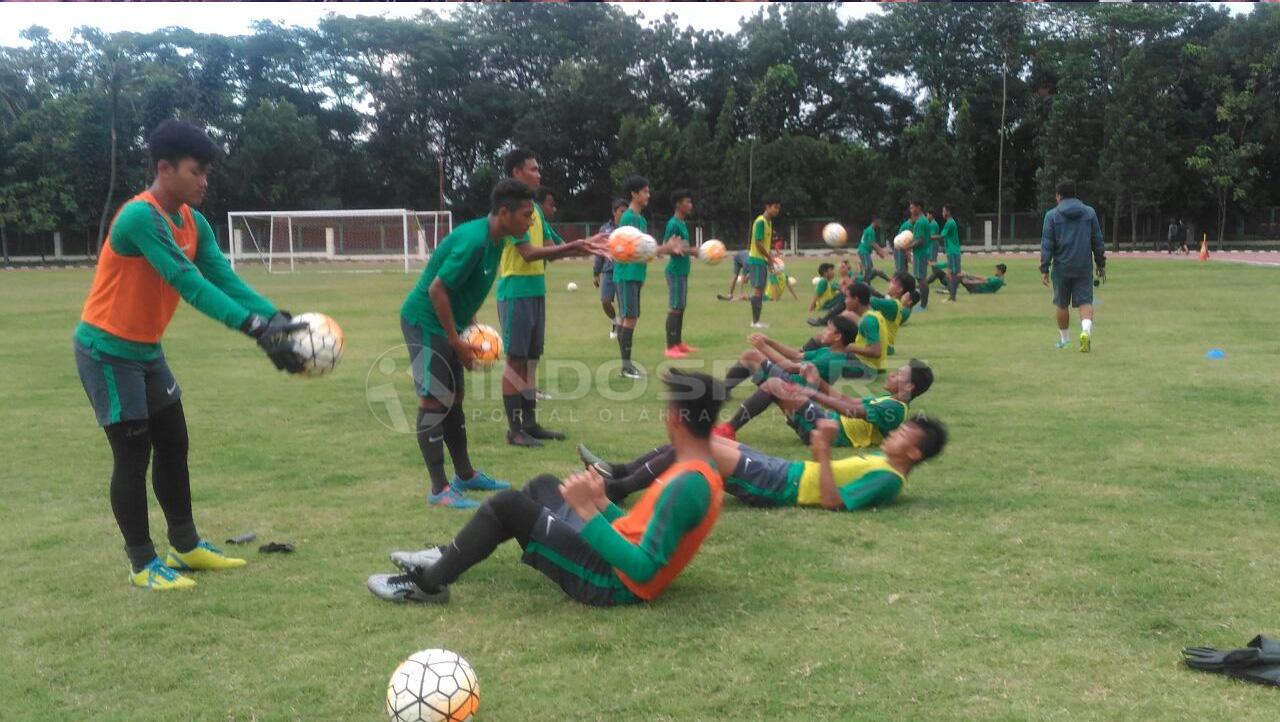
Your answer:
[960,264,1007,294]
[585,415,947,512]
[367,370,725,606]
[718,249,752,301]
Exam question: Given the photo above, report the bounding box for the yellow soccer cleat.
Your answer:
[1080,331,1091,353]
[130,558,197,591]
[165,540,247,571]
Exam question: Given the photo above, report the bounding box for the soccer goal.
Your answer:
[226,209,453,273]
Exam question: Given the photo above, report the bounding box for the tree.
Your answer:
[223,100,336,210]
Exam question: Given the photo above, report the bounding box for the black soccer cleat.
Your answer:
[506,430,544,448]
[526,425,566,441]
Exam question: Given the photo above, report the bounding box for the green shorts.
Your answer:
[747,261,769,290]
[74,338,182,426]
[666,273,688,311]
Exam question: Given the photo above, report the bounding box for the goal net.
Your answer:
[226,209,453,273]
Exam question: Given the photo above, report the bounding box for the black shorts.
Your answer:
[617,280,643,319]
[402,317,462,407]
[724,444,799,507]
[1052,274,1093,308]
[498,295,545,360]
[519,479,640,607]
[74,339,182,426]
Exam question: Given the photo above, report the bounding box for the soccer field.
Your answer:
[3,256,1279,721]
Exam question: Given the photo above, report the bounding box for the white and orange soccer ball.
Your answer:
[607,226,658,263]
[385,648,479,722]
[698,239,727,265]
[893,229,914,250]
[287,312,344,378]
[822,222,848,248]
[461,323,502,369]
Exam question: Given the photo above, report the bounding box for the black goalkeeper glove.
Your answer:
[241,310,308,373]
[1184,635,1280,687]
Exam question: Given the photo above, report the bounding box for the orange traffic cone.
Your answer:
[1198,233,1210,262]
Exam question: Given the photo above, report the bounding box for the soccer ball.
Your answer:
[788,276,797,287]
[385,649,479,722]
[811,276,822,286]
[771,258,786,273]
[698,239,726,265]
[461,323,502,369]
[822,223,848,248]
[607,226,658,263]
[893,230,914,250]
[566,281,579,292]
[287,312,344,378]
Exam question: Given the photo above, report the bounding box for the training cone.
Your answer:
[1199,234,1210,261]
[1206,348,1225,360]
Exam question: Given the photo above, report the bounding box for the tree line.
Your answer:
[1,1,1278,255]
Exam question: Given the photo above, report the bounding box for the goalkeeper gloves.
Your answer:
[241,310,308,373]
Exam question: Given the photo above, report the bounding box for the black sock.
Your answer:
[724,363,752,391]
[417,407,449,494]
[613,445,672,478]
[502,393,523,434]
[919,279,930,308]
[729,388,774,430]
[665,312,679,348]
[441,405,474,481]
[417,490,540,589]
[520,390,538,431]
[619,327,634,364]
[675,312,684,345]
[801,337,822,352]
[105,419,156,571]
[949,273,959,300]
[148,401,199,553]
[605,446,675,503]
[751,296,762,322]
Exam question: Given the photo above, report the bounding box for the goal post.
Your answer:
[226,209,453,272]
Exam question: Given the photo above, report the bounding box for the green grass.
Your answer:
[2,256,1279,721]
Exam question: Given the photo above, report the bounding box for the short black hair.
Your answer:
[762,195,780,207]
[670,188,692,206]
[662,369,725,439]
[907,358,933,400]
[942,204,952,214]
[623,175,649,198]
[503,147,537,177]
[829,314,858,347]
[611,197,628,212]
[847,282,871,307]
[817,262,834,275]
[871,212,881,220]
[490,178,536,214]
[149,120,217,169]
[535,186,555,204]
[910,199,924,209]
[909,414,947,462]
[1056,179,1076,199]
[894,271,917,294]
[904,287,921,306]
[995,263,1008,274]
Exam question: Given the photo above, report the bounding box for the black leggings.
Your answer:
[104,400,198,570]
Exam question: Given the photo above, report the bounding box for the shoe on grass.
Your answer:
[451,470,510,491]
[131,557,197,591]
[526,425,566,441]
[1080,332,1091,353]
[367,572,449,604]
[1055,339,1072,350]
[506,429,544,448]
[428,486,479,510]
[165,540,246,571]
[390,546,443,571]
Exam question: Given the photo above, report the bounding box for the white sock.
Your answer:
[1082,319,1092,336]
[1059,329,1070,343]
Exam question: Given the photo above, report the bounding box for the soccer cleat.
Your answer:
[576,442,617,479]
[452,470,510,491]
[164,540,246,571]
[711,423,737,441]
[664,347,687,360]
[620,366,643,380]
[941,298,955,304]
[506,430,544,447]
[535,390,553,401]
[131,557,197,591]
[716,294,734,302]
[1080,332,1091,353]
[750,321,770,329]
[677,342,698,354]
[1055,339,1072,350]
[807,318,825,327]
[428,486,480,510]
[609,328,618,340]
[390,546,443,571]
[367,572,449,604]
[526,425,566,441]
[915,305,928,312]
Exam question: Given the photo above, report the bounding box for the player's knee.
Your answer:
[742,348,763,366]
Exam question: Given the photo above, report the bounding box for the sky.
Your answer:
[0,2,882,47]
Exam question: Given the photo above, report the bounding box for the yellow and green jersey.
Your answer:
[612,208,648,283]
[838,395,908,448]
[665,216,691,276]
[941,218,961,255]
[869,297,906,350]
[497,204,562,300]
[748,214,771,265]
[814,277,839,307]
[854,309,888,371]
[794,452,905,510]
[402,217,503,338]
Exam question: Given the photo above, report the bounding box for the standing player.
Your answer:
[664,189,697,359]
[498,149,606,447]
[536,186,557,223]
[73,120,307,590]
[858,215,891,284]
[594,198,628,340]
[612,176,654,378]
[401,179,537,509]
[585,415,947,512]
[894,210,912,277]
[746,196,782,328]
[939,205,962,302]
[910,202,934,311]
[368,369,726,607]
[1040,180,1106,351]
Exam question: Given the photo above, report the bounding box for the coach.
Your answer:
[1040,180,1106,352]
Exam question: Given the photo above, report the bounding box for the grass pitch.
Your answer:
[2,255,1278,720]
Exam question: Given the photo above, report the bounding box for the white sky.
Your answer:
[0,2,881,47]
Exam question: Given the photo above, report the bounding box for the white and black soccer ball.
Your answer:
[386,649,479,722]
[288,312,345,378]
